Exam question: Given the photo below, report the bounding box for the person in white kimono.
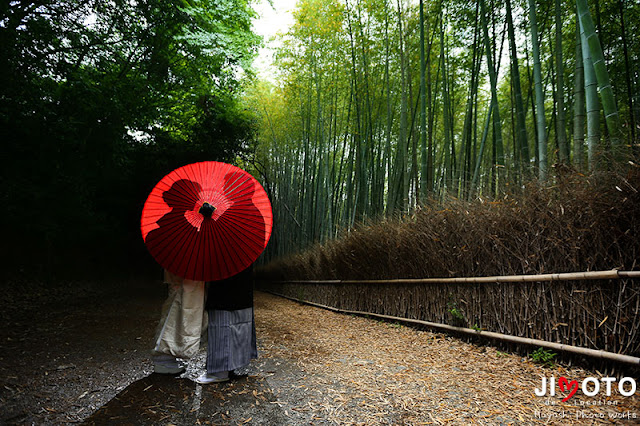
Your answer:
[151,270,206,374]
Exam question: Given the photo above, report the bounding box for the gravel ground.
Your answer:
[1,282,639,425]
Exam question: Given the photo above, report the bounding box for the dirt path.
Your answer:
[1,287,639,425]
[0,281,163,424]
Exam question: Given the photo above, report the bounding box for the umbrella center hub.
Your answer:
[199,202,216,219]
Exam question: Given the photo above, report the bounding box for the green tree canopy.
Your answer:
[1,0,260,277]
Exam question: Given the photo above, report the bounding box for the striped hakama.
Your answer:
[206,307,258,374]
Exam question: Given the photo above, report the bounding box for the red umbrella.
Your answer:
[141,161,273,281]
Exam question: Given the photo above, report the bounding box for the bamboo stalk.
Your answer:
[279,269,636,285]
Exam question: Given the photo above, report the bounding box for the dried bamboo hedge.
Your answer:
[259,274,640,358]
[258,168,640,359]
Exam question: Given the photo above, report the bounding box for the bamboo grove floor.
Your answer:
[2,288,639,425]
[251,292,640,425]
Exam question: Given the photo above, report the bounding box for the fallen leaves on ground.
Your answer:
[255,292,640,425]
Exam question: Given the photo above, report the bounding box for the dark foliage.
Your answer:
[0,0,259,280]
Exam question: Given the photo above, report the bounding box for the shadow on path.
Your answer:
[83,372,287,425]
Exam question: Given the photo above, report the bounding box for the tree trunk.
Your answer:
[529,0,548,181]
[579,17,601,169]
[440,12,454,192]
[506,0,530,176]
[618,0,636,148]
[555,0,569,164]
[576,0,622,147]
[419,0,428,202]
[479,0,504,190]
[572,23,586,171]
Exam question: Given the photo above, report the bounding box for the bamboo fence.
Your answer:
[258,270,640,364]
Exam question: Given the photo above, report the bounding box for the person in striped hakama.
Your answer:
[196,265,258,384]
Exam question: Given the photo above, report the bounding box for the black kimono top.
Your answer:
[205,265,254,311]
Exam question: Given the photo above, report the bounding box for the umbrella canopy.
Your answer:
[141,161,273,281]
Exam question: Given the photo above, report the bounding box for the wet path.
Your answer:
[2,288,639,425]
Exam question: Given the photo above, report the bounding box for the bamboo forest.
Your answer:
[245,0,640,260]
[3,1,640,424]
